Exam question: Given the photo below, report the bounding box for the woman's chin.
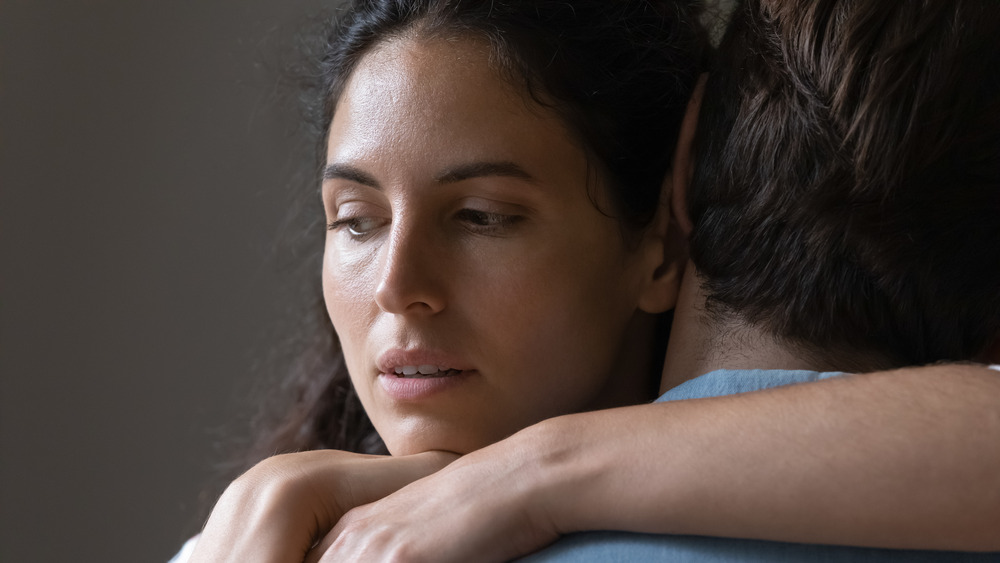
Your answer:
[381,427,504,457]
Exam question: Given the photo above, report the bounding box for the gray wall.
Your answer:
[1,1,325,561]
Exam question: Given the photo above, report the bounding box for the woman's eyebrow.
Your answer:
[436,161,535,184]
[323,163,381,189]
[322,161,535,189]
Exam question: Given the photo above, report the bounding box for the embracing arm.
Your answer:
[536,363,1000,550]
[314,364,1000,561]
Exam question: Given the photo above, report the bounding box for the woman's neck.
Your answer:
[586,310,664,410]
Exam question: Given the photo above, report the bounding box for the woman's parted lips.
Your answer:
[376,348,474,377]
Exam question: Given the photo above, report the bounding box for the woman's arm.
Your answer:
[542,364,1000,549]
[187,449,456,563]
[311,364,1000,561]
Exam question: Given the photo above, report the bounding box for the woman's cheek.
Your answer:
[325,237,381,295]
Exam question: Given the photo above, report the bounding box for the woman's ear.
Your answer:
[670,73,707,237]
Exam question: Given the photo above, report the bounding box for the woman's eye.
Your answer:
[454,209,523,233]
[327,216,387,239]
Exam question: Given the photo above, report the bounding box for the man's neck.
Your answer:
[659,264,836,395]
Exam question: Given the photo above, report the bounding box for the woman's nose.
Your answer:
[374,220,447,315]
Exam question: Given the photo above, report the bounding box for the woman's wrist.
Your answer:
[488,412,626,536]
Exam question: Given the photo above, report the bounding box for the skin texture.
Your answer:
[321,35,677,457]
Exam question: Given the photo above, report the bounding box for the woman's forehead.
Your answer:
[337,36,529,131]
[325,35,589,187]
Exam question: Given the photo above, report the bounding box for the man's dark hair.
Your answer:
[688,0,1000,368]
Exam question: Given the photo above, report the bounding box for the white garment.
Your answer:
[168,535,199,563]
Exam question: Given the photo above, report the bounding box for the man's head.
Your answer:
[685,0,1000,367]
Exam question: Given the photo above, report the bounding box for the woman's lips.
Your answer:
[377,349,472,374]
[376,349,476,401]
[378,369,474,401]
[392,365,463,377]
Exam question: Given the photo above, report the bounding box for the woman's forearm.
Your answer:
[518,364,1000,551]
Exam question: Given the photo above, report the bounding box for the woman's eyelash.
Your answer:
[455,209,524,229]
[327,218,351,231]
[327,216,385,238]
[328,210,523,239]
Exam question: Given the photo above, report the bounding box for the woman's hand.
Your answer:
[188,449,457,563]
[304,423,573,563]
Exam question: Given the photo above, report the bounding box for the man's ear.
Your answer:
[670,73,706,237]
[636,74,707,314]
[636,211,687,314]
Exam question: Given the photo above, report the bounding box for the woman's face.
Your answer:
[323,36,662,455]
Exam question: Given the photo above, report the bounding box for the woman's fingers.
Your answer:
[189,450,457,563]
